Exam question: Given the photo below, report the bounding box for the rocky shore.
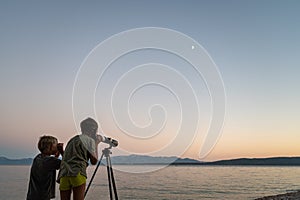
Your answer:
[255,191,300,200]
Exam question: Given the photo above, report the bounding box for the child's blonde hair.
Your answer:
[38,135,57,153]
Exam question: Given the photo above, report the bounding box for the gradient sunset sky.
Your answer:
[0,1,299,161]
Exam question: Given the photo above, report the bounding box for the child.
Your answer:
[27,135,64,200]
[57,117,102,200]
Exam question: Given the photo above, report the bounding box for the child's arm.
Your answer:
[89,138,101,165]
[54,143,64,158]
[43,157,61,170]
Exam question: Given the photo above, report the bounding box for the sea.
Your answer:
[1,165,300,200]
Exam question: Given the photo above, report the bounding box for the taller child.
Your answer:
[57,117,101,200]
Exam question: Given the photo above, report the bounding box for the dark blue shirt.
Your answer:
[27,154,61,200]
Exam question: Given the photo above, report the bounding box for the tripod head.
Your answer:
[103,145,113,157]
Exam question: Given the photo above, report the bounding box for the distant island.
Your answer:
[0,156,33,165]
[200,157,300,166]
[1,155,300,166]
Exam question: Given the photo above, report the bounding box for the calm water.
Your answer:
[1,165,300,200]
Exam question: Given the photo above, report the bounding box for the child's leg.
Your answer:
[73,184,85,200]
[59,176,72,200]
[60,190,71,200]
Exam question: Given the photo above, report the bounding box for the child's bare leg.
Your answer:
[73,184,85,200]
[60,190,71,200]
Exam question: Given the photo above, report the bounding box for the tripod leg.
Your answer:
[106,157,113,200]
[108,155,119,200]
[85,152,105,198]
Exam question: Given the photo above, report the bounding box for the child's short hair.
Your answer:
[80,117,98,134]
[38,135,57,153]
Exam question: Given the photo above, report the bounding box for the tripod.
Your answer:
[85,145,118,200]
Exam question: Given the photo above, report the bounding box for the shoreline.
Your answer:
[255,191,300,200]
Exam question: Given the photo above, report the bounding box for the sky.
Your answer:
[0,0,299,161]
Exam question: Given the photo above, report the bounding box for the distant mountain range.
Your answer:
[1,155,300,166]
[108,155,202,165]
[0,156,33,165]
[202,157,300,166]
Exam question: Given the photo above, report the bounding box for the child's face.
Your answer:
[49,141,58,155]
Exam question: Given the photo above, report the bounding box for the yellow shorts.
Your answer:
[59,173,86,191]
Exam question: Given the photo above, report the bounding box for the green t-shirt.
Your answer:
[57,134,96,181]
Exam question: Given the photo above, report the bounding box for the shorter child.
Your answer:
[27,135,64,200]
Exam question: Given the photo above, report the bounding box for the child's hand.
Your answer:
[54,151,60,158]
[95,135,102,145]
[57,143,64,155]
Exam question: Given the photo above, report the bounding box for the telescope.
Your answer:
[97,135,118,147]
